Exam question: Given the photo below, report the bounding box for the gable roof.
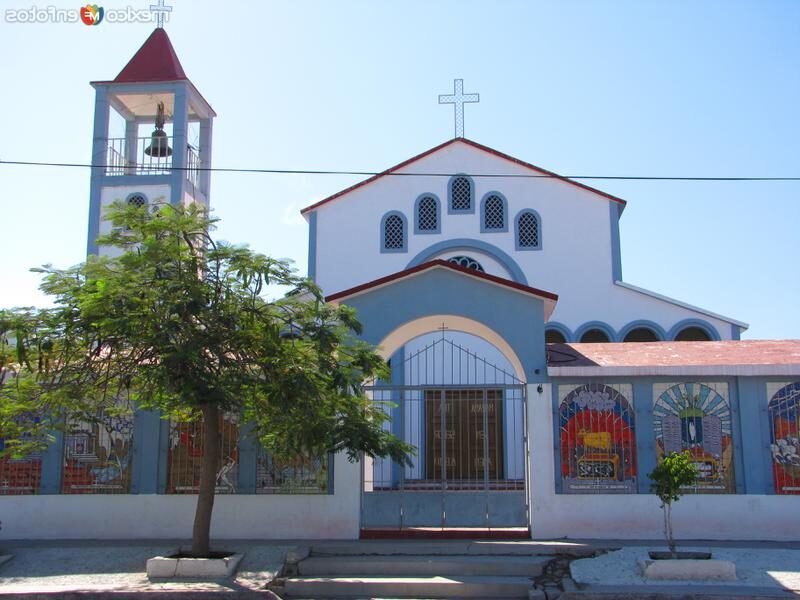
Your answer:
[547,340,800,376]
[326,259,558,315]
[113,28,188,83]
[301,137,627,215]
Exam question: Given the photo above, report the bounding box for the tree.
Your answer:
[0,201,413,557]
[648,451,699,557]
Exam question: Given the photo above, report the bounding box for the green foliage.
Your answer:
[648,451,699,506]
[0,200,415,466]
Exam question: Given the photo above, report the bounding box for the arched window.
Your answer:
[447,255,484,271]
[481,192,507,232]
[381,211,407,252]
[675,326,712,341]
[449,175,474,213]
[515,210,541,250]
[545,329,567,344]
[415,194,440,234]
[126,192,147,208]
[580,329,610,343]
[623,327,660,342]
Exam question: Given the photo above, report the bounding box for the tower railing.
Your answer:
[104,136,178,177]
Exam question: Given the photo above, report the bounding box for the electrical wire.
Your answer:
[1,159,799,182]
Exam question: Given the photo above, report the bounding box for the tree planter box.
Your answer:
[146,551,244,579]
[648,551,712,560]
[640,557,736,581]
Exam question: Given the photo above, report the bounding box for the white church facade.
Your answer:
[2,28,799,543]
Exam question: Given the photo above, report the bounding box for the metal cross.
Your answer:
[149,0,173,27]
[438,79,480,138]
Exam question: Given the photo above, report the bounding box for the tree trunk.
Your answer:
[666,502,676,557]
[191,403,220,557]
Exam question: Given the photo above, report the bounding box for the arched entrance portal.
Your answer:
[362,324,529,531]
[325,259,557,532]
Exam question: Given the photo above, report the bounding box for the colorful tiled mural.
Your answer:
[167,412,239,494]
[558,383,637,493]
[256,451,328,494]
[768,381,800,495]
[62,409,134,494]
[0,419,43,495]
[653,382,735,493]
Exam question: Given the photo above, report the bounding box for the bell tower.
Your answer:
[87,27,215,255]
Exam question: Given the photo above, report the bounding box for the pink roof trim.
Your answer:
[301,138,627,215]
[548,340,800,368]
[326,259,558,303]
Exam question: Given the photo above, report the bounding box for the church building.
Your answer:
[1,27,799,543]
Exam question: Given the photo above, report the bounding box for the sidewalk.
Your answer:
[568,543,800,599]
[0,540,290,597]
[0,538,799,598]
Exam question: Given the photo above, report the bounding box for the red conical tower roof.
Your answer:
[113,28,188,83]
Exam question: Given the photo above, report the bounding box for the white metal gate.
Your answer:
[362,336,529,529]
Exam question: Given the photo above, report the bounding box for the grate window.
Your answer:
[383,214,405,250]
[417,196,438,231]
[448,255,484,272]
[451,176,472,211]
[127,193,147,209]
[483,194,505,230]
[517,211,540,248]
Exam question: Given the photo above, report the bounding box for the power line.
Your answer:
[1,159,799,182]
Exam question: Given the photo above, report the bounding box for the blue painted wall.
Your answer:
[340,268,548,380]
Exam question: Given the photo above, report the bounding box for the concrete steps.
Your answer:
[298,554,549,577]
[278,541,589,599]
[284,574,534,598]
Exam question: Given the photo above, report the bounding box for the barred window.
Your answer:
[416,195,438,232]
[516,210,540,249]
[450,176,472,211]
[483,194,505,230]
[382,212,406,251]
[126,193,147,208]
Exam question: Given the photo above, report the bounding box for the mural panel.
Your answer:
[653,382,735,493]
[0,415,43,495]
[768,381,800,495]
[256,451,328,494]
[62,408,134,494]
[558,383,637,493]
[0,447,41,495]
[167,412,239,494]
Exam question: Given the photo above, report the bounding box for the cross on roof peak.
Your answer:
[149,0,172,28]
[438,78,480,138]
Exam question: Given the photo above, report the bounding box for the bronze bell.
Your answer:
[144,129,172,157]
[144,101,172,157]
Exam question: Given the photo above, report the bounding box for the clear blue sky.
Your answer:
[1,0,798,338]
